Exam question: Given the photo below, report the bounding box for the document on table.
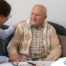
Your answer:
[0,61,54,66]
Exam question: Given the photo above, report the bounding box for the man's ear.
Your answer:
[45,15,47,18]
[0,15,2,20]
[44,15,47,20]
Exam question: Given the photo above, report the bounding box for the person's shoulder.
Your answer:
[17,20,26,27]
[46,21,56,30]
[44,21,56,33]
[19,20,26,24]
[17,20,30,29]
[19,19,32,25]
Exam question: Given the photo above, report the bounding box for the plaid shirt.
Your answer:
[30,24,45,59]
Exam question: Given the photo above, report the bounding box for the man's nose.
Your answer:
[32,14,36,18]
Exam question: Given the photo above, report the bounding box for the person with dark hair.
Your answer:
[0,0,25,39]
[0,0,25,63]
[0,0,11,17]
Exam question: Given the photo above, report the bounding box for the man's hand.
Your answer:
[13,57,22,62]
[9,54,21,62]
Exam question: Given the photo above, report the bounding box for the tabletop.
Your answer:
[0,61,54,66]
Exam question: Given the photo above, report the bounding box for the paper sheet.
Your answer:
[0,61,54,66]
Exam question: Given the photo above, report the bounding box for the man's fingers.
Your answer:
[9,54,20,62]
[13,57,22,62]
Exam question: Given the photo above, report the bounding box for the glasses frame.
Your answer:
[8,15,12,19]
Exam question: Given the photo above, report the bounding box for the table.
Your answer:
[0,61,54,66]
[51,57,66,66]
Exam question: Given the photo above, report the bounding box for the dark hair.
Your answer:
[0,0,11,17]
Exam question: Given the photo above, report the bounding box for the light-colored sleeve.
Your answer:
[44,26,62,61]
[0,56,8,62]
[0,27,14,39]
[7,24,23,56]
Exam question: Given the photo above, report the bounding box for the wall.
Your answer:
[5,0,66,28]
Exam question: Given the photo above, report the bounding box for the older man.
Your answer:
[7,4,61,62]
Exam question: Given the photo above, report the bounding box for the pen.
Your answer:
[28,62,36,66]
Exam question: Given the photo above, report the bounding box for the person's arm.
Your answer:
[0,56,8,63]
[0,27,14,39]
[44,26,62,61]
[7,24,24,62]
[0,20,26,39]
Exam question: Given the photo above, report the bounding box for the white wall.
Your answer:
[5,0,66,28]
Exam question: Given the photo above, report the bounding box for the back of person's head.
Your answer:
[0,0,11,17]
